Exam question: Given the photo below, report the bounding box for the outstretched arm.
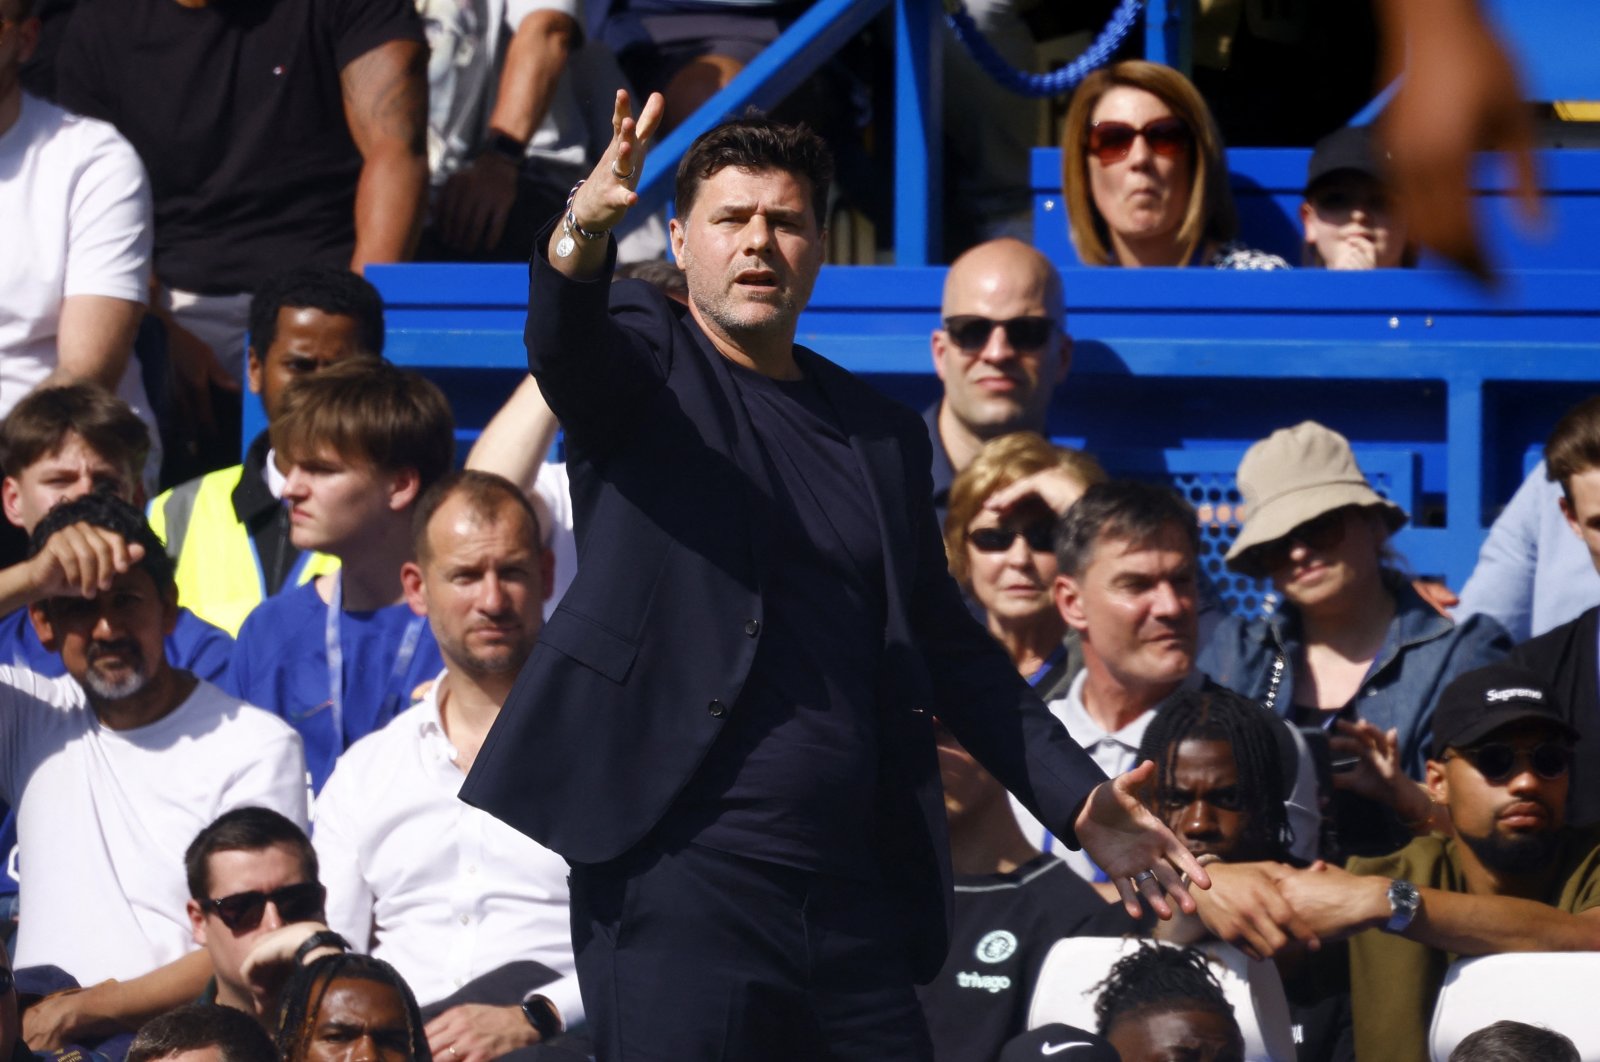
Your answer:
[546,90,664,281]
[1074,760,1212,919]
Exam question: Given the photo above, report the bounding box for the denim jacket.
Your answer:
[1198,575,1513,779]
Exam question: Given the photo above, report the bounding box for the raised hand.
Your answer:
[549,89,665,273]
[1075,759,1212,920]
[27,523,144,602]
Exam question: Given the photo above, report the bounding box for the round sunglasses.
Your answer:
[1086,117,1192,165]
[1446,741,1572,784]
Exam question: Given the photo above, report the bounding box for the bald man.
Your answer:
[926,238,1072,523]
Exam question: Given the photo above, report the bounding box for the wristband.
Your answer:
[292,929,350,967]
[486,132,526,165]
[555,180,608,259]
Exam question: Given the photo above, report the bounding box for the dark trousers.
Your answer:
[570,841,934,1062]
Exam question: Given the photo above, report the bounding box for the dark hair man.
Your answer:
[1507,394,1600,825]
[1094,944,1244,1062]
[186,808,324,1023]
[126,1003,278,1062]
[925,239,1071,525]
[149,267,385,637]
[228,359,452,792]
[1449,1020,1580,1062]
[2,493,305,1050]
[315,471,585,1058]
[459,93,1204,1060]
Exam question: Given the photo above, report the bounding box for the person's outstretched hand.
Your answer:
[548,89,664,274]
[1075,760,1211,919]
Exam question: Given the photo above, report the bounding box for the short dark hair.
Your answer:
[30,490,174,592]
[411,470,542,565]
[185,807,317,901]
[277,954,430,1062]
[128,1004,277,1062]
[0,385,149,486]
[1053,480,1200,578]
[1094,943,1240,1040]
[675,113,834,229]
[1136,686,1295,862]
[248,267,386,360]
[1450,1020,1580,1062]
[271,360,455,494]
[1545,395,1600,502]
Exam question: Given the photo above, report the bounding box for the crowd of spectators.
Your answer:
[1,0,1594,1058]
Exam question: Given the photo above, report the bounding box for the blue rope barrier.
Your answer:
[945,0,1143,98]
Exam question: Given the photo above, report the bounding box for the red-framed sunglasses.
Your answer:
[1087,117,1192,164]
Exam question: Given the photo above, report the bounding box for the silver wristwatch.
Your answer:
[1384,878,1421,933]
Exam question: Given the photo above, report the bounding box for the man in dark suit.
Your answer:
[460,90,1206,1061]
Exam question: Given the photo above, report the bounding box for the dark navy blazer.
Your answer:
[460,238,1107,981]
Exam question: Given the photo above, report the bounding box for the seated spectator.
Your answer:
[1450,1020,1580,1062]
[314,471,583,1055]
[53,0,426,452]
[1023,480,1319,879]
[996,1024,1119,1062]
[148,267,382,637]
[926,238,1072,526]
[1253,664,1600,1062]
[916,718,1137,1062]
[227,360,451,792]
[1060,60,1287,271]
[1201,420,1511,856]
[186,808,326,1024]
[0,493,305,1050]
[1093,943,1245,1062]
[0,386,232,680]
[0,0,158,479]
[1300,125,1412,270]
[274,954,430,1062]
[1509,395,1600,824]
[126,1004,277,1062]
[942,432,1104,700]
[1139,687,1353,1062]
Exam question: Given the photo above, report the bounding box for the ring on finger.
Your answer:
[611,159,634,179]
[448,1048,459,1059]
[1131,869,1157,885]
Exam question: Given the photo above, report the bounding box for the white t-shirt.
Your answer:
[531,460,575,618]
[314,675,582,1023]
[0,94,156,435]
[0,669,308,984]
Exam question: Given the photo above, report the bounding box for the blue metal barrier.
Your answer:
[344,262,1600,596]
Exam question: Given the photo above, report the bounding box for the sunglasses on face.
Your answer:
[1448,741,1572,784]
[941,315,1056,354]
[1086,117,1192,164]
[1240,507,1352,577]
[968,523,1054,554]
[201,881,326,932]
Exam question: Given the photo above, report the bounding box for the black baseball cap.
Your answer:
[1305,125,1389,193]
[1431,663,1578,752]
[997,1024,1120,1062]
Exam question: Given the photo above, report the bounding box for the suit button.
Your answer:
[708,699,726,717]
[744,619,761,637]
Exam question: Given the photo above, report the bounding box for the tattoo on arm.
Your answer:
[341,40,427,157]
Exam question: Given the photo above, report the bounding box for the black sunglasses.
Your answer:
[1448,741,1571,784]
[1239,507,1353,577]
[942,315,1056,353]
[968,523,1054,554]
[201,881,326,932]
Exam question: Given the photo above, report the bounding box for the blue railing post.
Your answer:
[894,0,942,265]
[1144,0,1191,74]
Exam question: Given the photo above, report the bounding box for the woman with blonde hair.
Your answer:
[1061,60,1286,270]
[944,431,1105,700]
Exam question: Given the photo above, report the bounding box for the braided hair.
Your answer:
[275,952,431,1062]
[1094,943,1238,1039]
[1135,685,1295,862]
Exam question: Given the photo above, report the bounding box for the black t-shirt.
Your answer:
[56,0,421,294]
[917,855,1143,1062]
[667,360,887,879]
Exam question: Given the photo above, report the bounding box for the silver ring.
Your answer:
[1132,869,1157,885]
[447,1048,459,1059]
[611,159,634,180]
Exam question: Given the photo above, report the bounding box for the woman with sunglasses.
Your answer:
[1199,421,1511,856]
[1061,61,1287,271]
[943,433,1105,701]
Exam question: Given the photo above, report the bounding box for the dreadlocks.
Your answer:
[1094,942,1238,1038]
[275,952,431,1062]
[1135,685,1295,862]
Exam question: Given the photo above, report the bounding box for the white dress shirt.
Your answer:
[313,672,582,1026]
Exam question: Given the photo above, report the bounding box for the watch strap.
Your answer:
[293,929,351,966]
[521,995,561,1040]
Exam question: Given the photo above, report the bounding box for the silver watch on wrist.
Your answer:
[1384,878,1421,933]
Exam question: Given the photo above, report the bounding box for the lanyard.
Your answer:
[325,573,426,748]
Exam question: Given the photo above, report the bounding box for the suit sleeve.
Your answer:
[898,418,1106,846]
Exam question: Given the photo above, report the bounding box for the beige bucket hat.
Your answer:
[1225,420,1408,565]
